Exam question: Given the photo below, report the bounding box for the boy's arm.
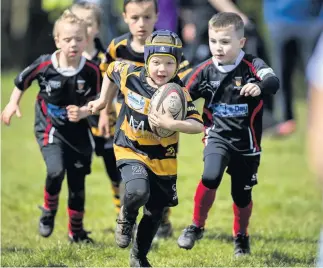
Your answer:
[183,64,205,101]
[251,58,280,95]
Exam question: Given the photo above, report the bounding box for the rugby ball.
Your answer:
[148,83,187,138]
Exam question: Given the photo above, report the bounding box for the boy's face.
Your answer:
[147,55,177,86]
[123,1,158,43]
[72,8,99,43]
[208,25,246,65]
[55,22,88,61]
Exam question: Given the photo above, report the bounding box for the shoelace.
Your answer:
[117,219,133,235]
[184,225,200,236]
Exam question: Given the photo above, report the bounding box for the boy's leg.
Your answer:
[178,151,229,250]
[229,155,260,256]
[130,172,177,267]
[39,143,65,237]
[65,148,93,243]
[116,163,150,248]
[102,146,121,215]
[154,207,173,240]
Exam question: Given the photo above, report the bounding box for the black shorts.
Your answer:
[204,138,260,188]
[93,135,114,156]
[119,161,178,208]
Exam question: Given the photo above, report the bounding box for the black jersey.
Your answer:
[107,32,192,113]
[184,51,279,155]
[14,51,102,154]
[87,38,116,138]
[106,61,202,177]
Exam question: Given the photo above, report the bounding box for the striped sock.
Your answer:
[43,189,59,211]
[68,208,84,235]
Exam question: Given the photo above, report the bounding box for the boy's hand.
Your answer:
[98,111,110,138]
[66,105,88,122]
[87,99,107,115]
[1,102,22,126]
[239,83,261,97]
[148,111,175,130]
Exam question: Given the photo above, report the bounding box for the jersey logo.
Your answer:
[233,76,243,89]
[210,80,220,88]
[165,146,176,157]
[211,103,248,117]
[76,80,86,94]
[40,76,52,96]
[127,91,146,113]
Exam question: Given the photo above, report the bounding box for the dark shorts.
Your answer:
[119,162,178,208]
[204,138,260,188]
[93,135,114,156]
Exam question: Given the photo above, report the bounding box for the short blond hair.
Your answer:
[70,2,102,27]
[53,9,87,38]
[209,12,244,38]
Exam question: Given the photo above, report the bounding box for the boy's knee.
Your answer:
[125,188,150,205]
[47,165,65,181]
[202,170,222,189]
[232,188,252,208]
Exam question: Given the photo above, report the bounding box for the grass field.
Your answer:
[1,72,322,267]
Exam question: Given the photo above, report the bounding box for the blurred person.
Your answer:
[1,10,102,243]
[73,0,122,47]
[104,0,192,240]
[155,0,179,32]
[306,33,323,267]
[176,12,279,256]
[88,30,203,267]
[70,2,121,216]
[263,0,323,136]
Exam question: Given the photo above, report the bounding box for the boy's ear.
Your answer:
[239,37,246,48]
[122,12,128,24]
[54,37,61,49]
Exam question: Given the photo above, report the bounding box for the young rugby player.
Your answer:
[177,12,279,256]
[105,0,192,239]
[88,30,203,267]
[70,1,121,216]
[1,10,102,243]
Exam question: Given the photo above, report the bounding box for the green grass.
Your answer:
[1,72,321,267]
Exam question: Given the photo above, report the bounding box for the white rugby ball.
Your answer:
[148,83,187,138]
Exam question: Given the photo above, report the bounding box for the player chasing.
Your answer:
[88,30,204,267]
[177,12,280,256]
[70,1,122,218]
[1,10,102,243]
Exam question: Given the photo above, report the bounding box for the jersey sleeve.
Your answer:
[86,61,103,100]
[177,54,192,81]
[250,57,276,81]
[183,87,203,123]
[106,61,135,94]
[183,64,204,101]
[106,38,117,64]
[14,55,47,91]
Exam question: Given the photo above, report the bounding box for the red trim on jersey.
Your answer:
[23,60,52,90]
[85,61,101,93]
[242,59,261,80]
[186,59,213,90]
[38,96,52,146]
[250,100,263,151]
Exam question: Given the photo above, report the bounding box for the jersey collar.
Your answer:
[212,50,245,73]
[51,50,86,76]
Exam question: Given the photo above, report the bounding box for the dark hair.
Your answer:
[123,0,158,13]
[209,12,244,38]
[70,1,102,27]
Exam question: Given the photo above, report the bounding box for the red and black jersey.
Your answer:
[14,51,102,153]
[184,51,279,155]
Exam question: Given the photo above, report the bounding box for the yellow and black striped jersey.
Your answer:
[106,61,203,177]
[88,38,116,137]
[107,32,193,114]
